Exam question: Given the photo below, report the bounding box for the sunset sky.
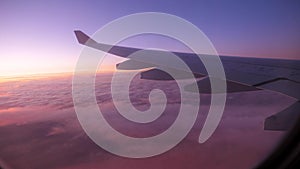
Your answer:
[1,1,299,168]
[1,0,299,77]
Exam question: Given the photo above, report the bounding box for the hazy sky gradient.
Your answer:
[0,0,299,76]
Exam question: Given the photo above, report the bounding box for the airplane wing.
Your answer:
[74,30,300,131]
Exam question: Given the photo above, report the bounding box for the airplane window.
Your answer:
[1,1,299,169]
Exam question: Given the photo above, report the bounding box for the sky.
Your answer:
[0,0,300,77]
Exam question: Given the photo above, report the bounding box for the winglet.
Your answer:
[74,30,97,45]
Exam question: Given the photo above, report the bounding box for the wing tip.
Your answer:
[74,30,97,45]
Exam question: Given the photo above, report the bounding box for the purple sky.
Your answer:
[0,0,300,76]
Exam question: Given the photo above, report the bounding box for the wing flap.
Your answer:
[255,78,300,100]
[140,68,204,81]
[264,101,300,130]
[184,77,260,94]
[116,60,155,70]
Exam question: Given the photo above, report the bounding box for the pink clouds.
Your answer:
[0,73,294,169]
